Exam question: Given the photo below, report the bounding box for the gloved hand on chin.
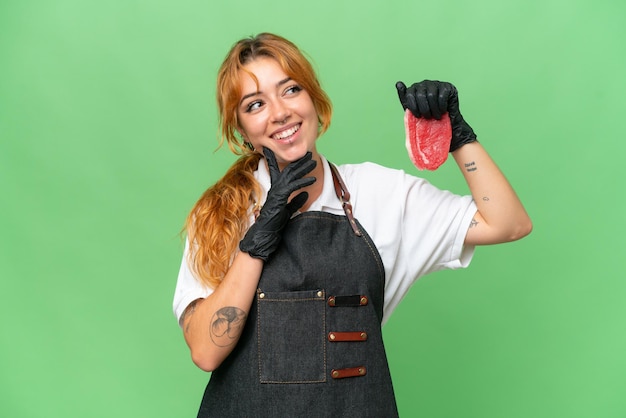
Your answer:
[239,147,317,261]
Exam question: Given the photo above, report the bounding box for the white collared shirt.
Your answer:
[173,156,477,326]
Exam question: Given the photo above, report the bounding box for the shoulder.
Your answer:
[336,161,410,187]
[334,161,435,204]
[332,160,474,230]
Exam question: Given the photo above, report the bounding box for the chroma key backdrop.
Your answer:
[1,0,625,417]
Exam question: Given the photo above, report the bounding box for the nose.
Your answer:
[271,101,290,124]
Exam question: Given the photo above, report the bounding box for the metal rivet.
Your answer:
[360,332,367,340]
[329,333,336,341]
[259,293,265,299]
[317,290,323,298]
[360,296,368,305]
[328,296,335,306]
[359,368,365,375]
[332,370,339,378]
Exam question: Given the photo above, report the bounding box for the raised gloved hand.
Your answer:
[395,80,477,152]
[239,147,317,261]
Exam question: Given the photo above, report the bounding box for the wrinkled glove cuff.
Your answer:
[239,229,282,261]
[449,120,478,152]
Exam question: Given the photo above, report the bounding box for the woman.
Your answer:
[173,32,531,417]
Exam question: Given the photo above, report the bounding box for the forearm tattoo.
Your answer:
[210,307,247,347]
[464,161,477,172]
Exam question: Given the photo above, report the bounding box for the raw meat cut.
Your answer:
[404,109,452,171]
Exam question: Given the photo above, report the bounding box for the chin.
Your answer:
[278,145,313,159]
[273,148,314,169]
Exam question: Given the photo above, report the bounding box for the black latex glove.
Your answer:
[239,147,317,261]
[396,80,477,152]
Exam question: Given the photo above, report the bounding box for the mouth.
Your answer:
[271,123,301,141]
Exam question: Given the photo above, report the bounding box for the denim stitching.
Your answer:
[257,289,326,384]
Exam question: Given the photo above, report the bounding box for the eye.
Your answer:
[284,84,302,96]
[244,100,263,113]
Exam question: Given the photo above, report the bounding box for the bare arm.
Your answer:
[453,142,532,245]
[180,251,263,372]
[179,149,317,372]
[395,80,532,245]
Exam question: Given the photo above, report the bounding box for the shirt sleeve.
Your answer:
[172,163,268,328]
[338,162,477,325]
[172,238,214,327]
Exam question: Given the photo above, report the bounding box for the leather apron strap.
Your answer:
[329,163,362,237]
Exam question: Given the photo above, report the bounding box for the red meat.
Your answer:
[404,109,452,171]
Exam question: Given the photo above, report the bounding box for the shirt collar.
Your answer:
[255,154,343,214]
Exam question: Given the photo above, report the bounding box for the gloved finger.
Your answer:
[446,85,460,117]
[425,82,443,120]
[399,82,422,117]
[415,83,432,119]
[395,81,409,111]
[438,83,450,114]
[263,147,281,181]
[406,92,420,117]
[286,175,316,195]
[282,152,316,181]
[285,191,309,215]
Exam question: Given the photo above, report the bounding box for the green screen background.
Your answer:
[2,0,625,417]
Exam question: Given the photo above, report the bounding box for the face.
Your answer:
[237,57,320,167]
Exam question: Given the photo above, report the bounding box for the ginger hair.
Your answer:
[185,33,333,288]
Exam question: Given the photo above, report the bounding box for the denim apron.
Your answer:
[197,164,399,417]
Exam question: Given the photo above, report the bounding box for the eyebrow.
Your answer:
[239,77,292,105]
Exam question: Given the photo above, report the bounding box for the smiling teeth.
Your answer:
[273,125,299,140]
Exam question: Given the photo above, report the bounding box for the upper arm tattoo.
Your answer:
[181,299,200,333]
[470,218,479,228]
[210,307,247,347]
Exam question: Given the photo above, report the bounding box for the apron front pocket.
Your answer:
[257,288,326,383]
